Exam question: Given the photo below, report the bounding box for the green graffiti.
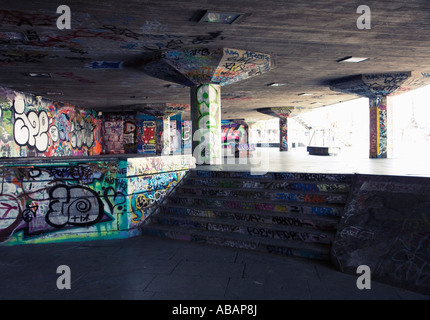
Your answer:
[195,84,221,163]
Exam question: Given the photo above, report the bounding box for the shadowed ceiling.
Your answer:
[1,0,430,121]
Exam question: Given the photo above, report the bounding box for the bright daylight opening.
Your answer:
[249,84,430,160]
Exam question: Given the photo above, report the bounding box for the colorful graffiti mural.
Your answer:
[102,113,124,154]
[123,114,137,153]
[0,154,194,245]
[126,154,195,176]
[137,114,156,154]
[160,47,271,86]
[127,170,187,225]
[0,161,127,244]
[0,86,102,158]
[102,113,138,154]
[221,120,249,157]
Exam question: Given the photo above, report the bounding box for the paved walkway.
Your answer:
[199,147,430,177]
[0,234,428,301]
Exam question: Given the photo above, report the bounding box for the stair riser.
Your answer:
[177,188,347,204]
[160,206,338,232]
[191,171,353,183]
[142,227,329,260]
[167,197,343,217]
[185,179,350,193]
[151,216,332,245]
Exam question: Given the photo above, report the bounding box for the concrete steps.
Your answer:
[141,170,353,261]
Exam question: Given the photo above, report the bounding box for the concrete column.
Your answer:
[155,116,170,155]
[279,117,288,151]
[162,116,170,155]
[137,113,156,154]
[190,84,222,165]
[369,96,388,158]
[170,113,182,154]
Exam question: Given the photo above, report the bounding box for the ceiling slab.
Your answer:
[0,0,430,121]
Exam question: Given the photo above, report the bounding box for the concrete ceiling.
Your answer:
[1,0,430,121]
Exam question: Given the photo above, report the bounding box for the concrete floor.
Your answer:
[0,235,428,301]
[2,148,429,303]
[203,147,430,177]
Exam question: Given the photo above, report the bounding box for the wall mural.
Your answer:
[221,121,248,155]
[0,161,128,244]
[137,114,156,154]
[127,170,187,225]
[102,113,124,154]
[123,114,137,153]
[0,86,102,158]
[0,154,195,245]
[102,113,138,154]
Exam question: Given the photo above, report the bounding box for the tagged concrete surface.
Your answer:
[0,234,428,300]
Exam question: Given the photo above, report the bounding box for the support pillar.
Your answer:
[162,116,170,155]
[137,114,156,154]
[369,96,388,158]
[156,116,170,155]
[190,84,222,165]
[279,117,288,152]
[170,113,182,154]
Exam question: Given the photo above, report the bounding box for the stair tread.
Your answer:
[142,223,331,253]
[190,170,353,184]
[168,192,347,208]
[187,174,352,186]
[178,183,350,196]
[160,202,341,222]
[152,211,336,238]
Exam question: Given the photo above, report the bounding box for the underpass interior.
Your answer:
[0,0,429,300]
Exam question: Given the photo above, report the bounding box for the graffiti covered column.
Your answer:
[155,116,170,155]
[279,117,288,152]
[190,84,222,165]
[256,107,292,152]
[329,72,418,159]
[369,96,389,158]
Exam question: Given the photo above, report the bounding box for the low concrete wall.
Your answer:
[0,154,195,245]
[331,174,430,296]
[0,86,102,158]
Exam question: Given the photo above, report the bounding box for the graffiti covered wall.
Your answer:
[116,154,196,229]
[331,174,430,296]
[0,154,195,245]
[0,160,129,244]
[137,114,156,154]
[102,113,138,154]
[0,86,102,158]
[102,113,124,154]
